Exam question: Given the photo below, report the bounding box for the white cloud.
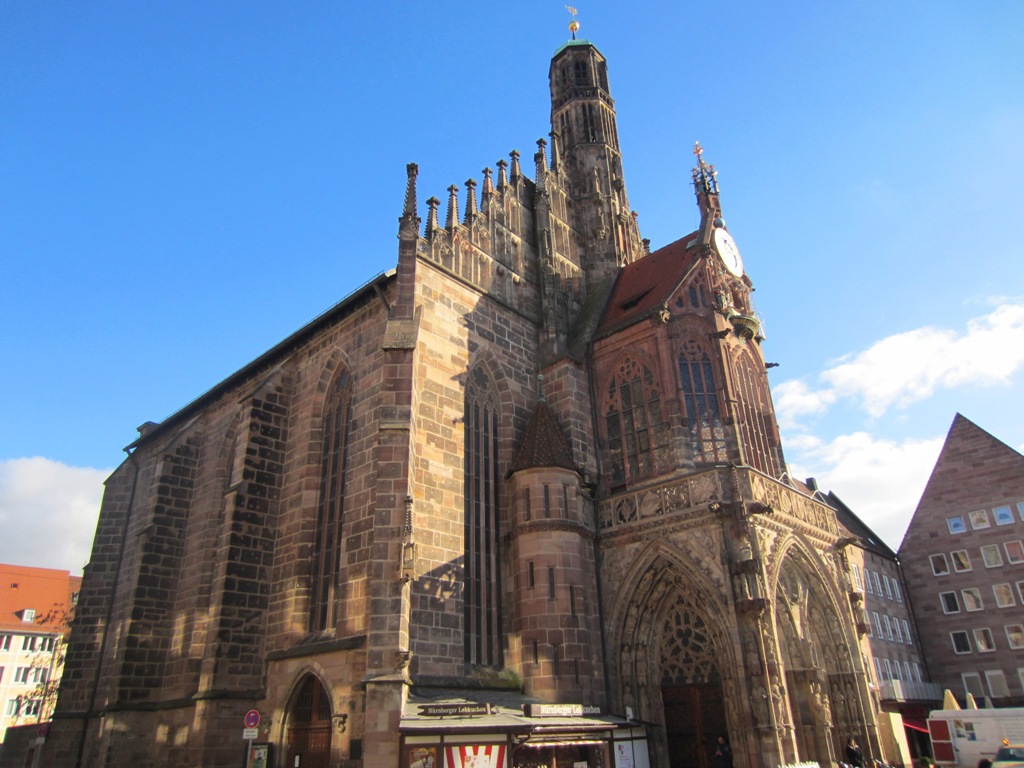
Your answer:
[0,458,108,575]
[775,301,1024,424]
[786,431,944,551]
[773,379,836,430]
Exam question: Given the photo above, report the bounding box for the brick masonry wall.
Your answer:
[408,259,539,677]
[899,415,1024,698]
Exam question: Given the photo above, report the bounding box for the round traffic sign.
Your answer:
[244,710,260,729]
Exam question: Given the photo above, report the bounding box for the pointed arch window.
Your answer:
[310,368,351,632]
[734,351,781,476]
[464,367,503,667]
[604,356,666,484]
[678,340,727,464]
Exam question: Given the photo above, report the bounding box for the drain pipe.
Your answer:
[74,444,141,768]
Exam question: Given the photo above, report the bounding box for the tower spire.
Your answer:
[463,178,478,224]
[691,141,722,234]
[566,6,580,40]
[549,34,643,289]
[398,162,420,240]
[445,184,459,230]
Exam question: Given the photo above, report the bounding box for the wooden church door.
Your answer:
[287,674,333,768]
[662,682,727,768]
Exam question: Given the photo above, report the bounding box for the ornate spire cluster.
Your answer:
[691,141,719,196]
[403,144,566,239]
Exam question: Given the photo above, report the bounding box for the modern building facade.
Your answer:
[826,491,940,760]
[45,32,888,768]
[899,414,1024,706]
[0,564,80,744]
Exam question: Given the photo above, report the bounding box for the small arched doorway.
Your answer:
[287,674,333,768]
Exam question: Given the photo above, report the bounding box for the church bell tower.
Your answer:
[549,20,644,291]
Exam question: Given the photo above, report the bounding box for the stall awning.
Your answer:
[904,718,929,733]
[400,688,635,735]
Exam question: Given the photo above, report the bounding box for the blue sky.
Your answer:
[2,2,1023,573]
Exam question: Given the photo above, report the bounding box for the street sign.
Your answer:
[244,710,261,729]
[243,727,259,740]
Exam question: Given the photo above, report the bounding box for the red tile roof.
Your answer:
[596,232,702,337]
[0,564,80,634]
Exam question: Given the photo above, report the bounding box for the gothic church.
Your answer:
[46,31,882,768]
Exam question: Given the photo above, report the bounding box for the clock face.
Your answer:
[713,228,744,277]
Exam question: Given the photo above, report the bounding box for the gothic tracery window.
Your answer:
[734,351,781,476]
[678,340,727,464]
[660,599,720,685]
[464,367,503,667]
[604,355,666,484]
[310,368,351,632]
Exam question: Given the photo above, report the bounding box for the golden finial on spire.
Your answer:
[566,6,580,39]
[693,141,704,160]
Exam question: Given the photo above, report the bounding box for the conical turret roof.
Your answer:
[509,399,578,474]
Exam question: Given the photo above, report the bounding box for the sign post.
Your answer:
[244,710,261,768]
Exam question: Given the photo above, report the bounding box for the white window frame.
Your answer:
[902,618,912,644]
[884,614,894,640]
[873,612,884,637]
[931,554,950,575]
[987,670,1010,698]
[865,570,875,593]
[982,544,1004,568]
[995,505,1014,525]
[851,563,863,591]
[873,571,884,595]
[941,591,961,614]
[994,583,1016,608]
[951,631,972,654]
[962,588,984,612]
[974,627,996,653]
[963,671,984,697]
[952,549,972,572]
[970,509,991,530]
[1005,540,1024,564]
[1005,624,1024,649]
[883,574,894,600]
[893,579,903,602]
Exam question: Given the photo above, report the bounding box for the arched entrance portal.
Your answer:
[775,551,862,766]
[619,560,732,768]
[660,601,727,768]
[287,674,333,768]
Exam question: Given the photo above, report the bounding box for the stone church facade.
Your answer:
[45,35,883,768]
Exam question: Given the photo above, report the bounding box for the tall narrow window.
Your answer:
[734,351,781,476]
[464,367,502,667]
[678,340,727,464]
[310,369,352,632]
[604,355,666,484]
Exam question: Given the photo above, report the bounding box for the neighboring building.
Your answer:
[45,31,887,768]
[899,414,1024,705]
[0,564,80,744]
[825,489,940,761]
